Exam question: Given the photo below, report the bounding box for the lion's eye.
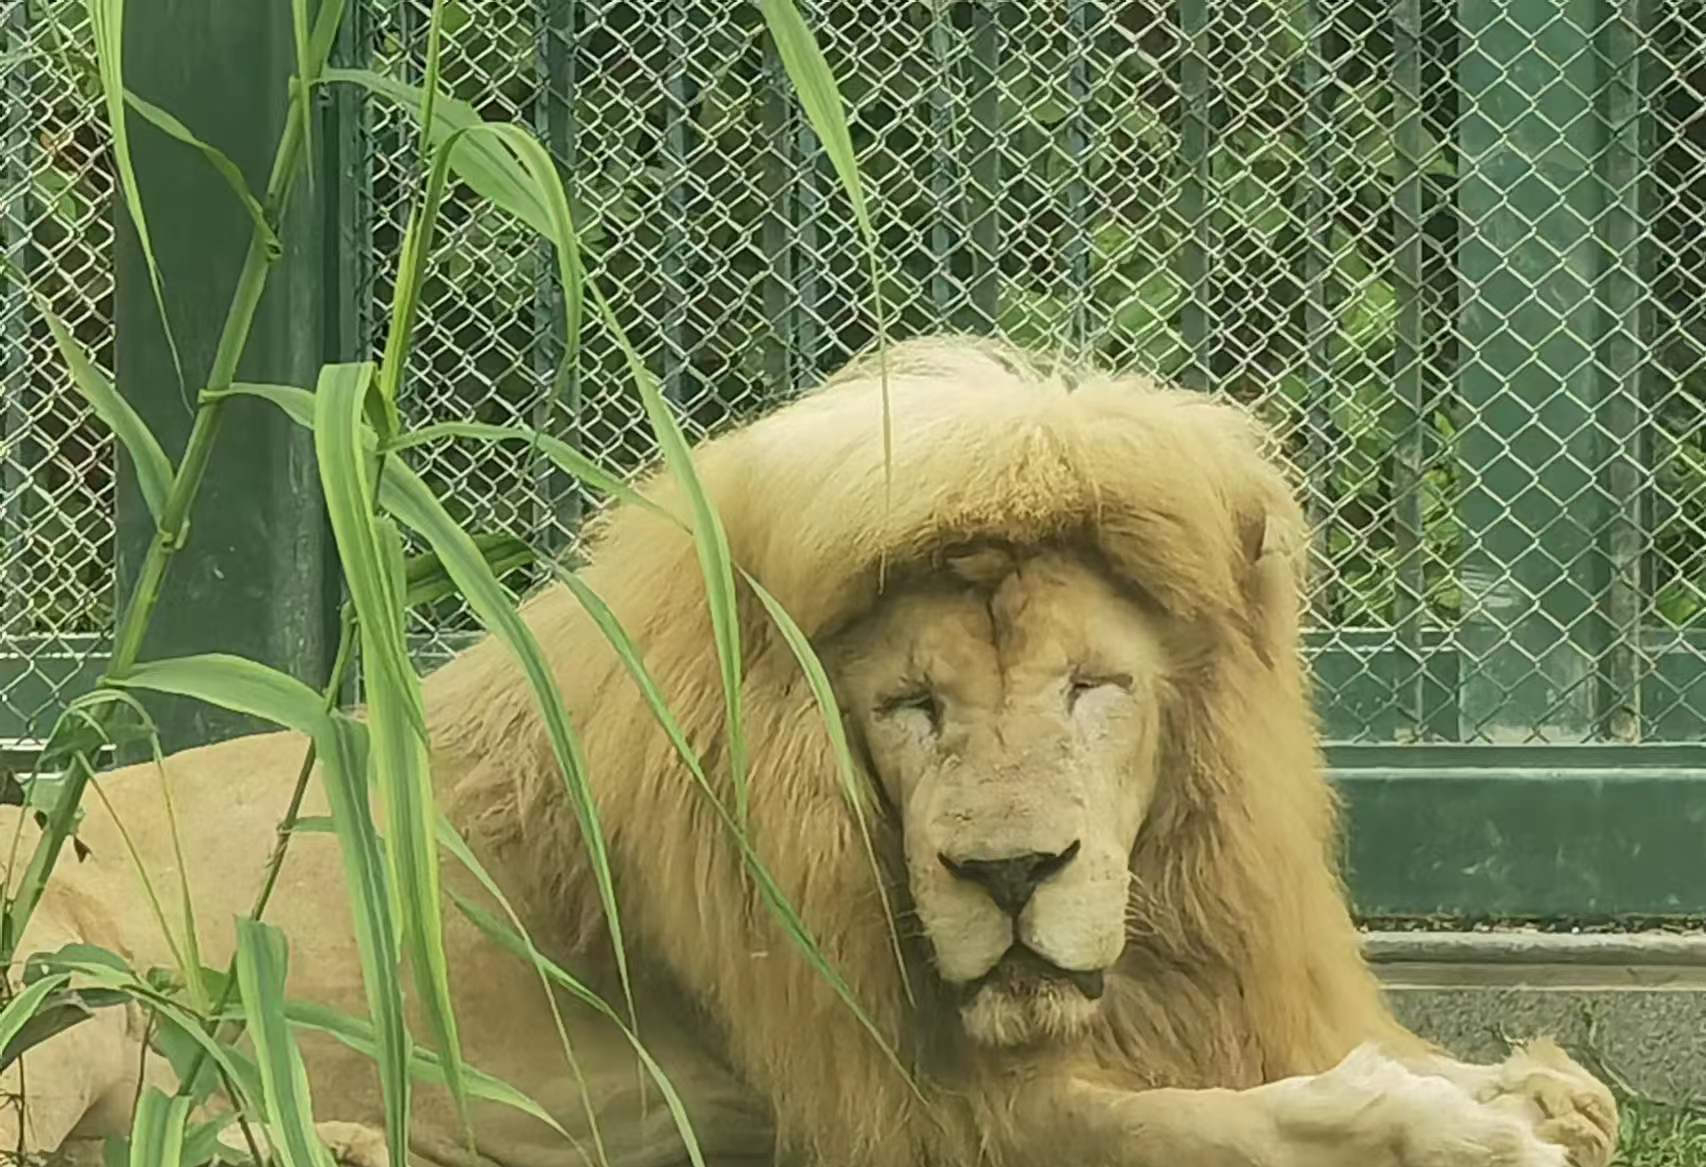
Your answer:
[878,689,941,730]
[1068,673,1133,708]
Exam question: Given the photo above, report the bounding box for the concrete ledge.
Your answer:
[1364,930,1706,1101]
[1365,929,1706,989]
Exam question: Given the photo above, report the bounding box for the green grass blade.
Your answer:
[208,382,313,425]
[415,0,446,172]
[127,1087,193,1167]
[582,279,749,828]
[85,0,183,394]
[213,385,663,524]
[110,653,326,730]
[436,831,701,1167]
[290,0,314,186]
[234,918,334,1167]
[312,363,424,739]
[364,511,471,1148]
[53,688,212,1012]
[311,358,457,1155]
[402,532,535,611]
[388,421,661,518]
[321,69,552,235]
[433,823,609,1167]
[374,0,455,437]
[102,656,413,1165]
[24,948,263,1108]
[376,462,633,1030]
[0,971,71,1055]
[276,998,574,1142]
[547,565,917,1092]
[122,89,278,256]
[314,714,413,1167]
[313,76,586,429]
[469,124,584,451]
[181,1115,237,1167]
[305,0,348,79]
[757,0,890,490]
[0,984,131,1070]
[741,569,911,1003]
[36,295,172,522]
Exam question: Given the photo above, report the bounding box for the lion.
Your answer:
[1,335,1617,1167]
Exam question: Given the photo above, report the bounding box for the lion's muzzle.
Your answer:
[937,839,1082,916]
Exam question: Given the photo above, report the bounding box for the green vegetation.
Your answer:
[1622,1099,1706,1167]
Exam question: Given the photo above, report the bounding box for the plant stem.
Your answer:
[2,75,321,961]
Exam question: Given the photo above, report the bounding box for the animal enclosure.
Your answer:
[0,1,1703,914]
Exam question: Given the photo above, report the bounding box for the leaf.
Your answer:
[291,0,315,185]
[376,462,633,1030]
[127,1087,194,1167]
[362,512,469,1155]
[277,998,574,1141]
[111,654,325,731]
[123,89,278,256]
[757,0,890,490]
[546,565,918,1095]
[445,124,585,478]
[402,533,535,611]
[149,1005,227,1105]
[374,9,461,440]
[310,714,414,1165]
[37,295,173,522]
[741,571,910,1003]
[0,983,130,1069]
[388,421,662,518]
[182,1115,238,1167]
[320,68,552,236]
[437,828,701,1167]
[312,362,423,738]
[86,0,183,393]
[290,393,450,1153]
[101,658,413,1156]
[582,280,749,830]
[22,948,263,1109]
[0,971,72,1058]
[431,827,613,1167]
[234,919,335,1167]
[211,382,316,427]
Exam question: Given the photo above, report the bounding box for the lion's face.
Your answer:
[830,548,1172,1047]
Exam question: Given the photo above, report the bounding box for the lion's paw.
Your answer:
[214,1119,395,1167]
[1310,1046,1567,1167]
[1474,1039,1619,1167]
[314,1121,393,1167]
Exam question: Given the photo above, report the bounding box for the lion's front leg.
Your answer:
[1017,1047,1574,1167]
[1396,1038,1619,1167]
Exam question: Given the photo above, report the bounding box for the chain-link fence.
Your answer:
[2,0,1704,750]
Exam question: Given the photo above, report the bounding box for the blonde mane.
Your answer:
[421,335,1400,1164]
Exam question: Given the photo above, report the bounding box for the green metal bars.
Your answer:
[0,0,1704,764]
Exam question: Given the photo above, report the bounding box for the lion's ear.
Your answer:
[1238,493,1308,670]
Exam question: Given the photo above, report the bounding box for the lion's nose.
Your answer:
[938,840,1081,916]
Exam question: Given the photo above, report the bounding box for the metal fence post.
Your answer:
[113,0,344,754]
[1452,0,1645,742]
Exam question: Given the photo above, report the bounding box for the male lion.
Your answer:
[3,336,1616,1167]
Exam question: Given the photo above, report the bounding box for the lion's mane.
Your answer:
[422,336,1410,1165]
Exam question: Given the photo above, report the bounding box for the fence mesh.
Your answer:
[1,0,1703,748]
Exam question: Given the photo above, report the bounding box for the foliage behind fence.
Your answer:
[2,0,1704,749]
